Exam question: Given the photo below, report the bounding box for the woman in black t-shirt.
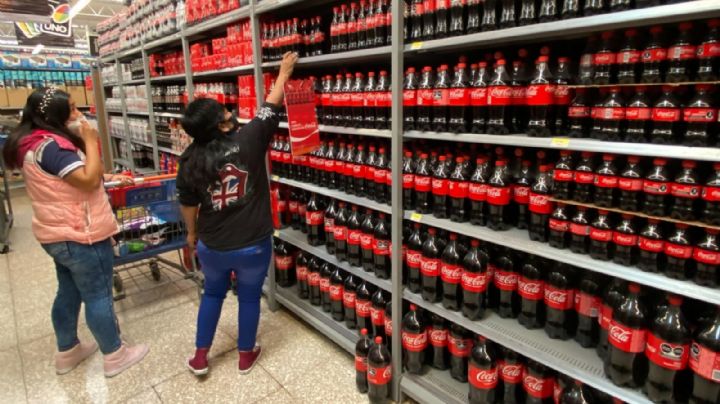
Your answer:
[178,52,298,376]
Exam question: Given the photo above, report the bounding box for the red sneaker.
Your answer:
[238,345,261,374]
[187,347,210,376]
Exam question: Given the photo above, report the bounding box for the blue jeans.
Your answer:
[196,236,272,351]
[41,238,122,355]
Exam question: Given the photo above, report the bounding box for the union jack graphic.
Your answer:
[208,163,249,211]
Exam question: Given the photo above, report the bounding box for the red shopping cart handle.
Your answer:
[105,173,177,188]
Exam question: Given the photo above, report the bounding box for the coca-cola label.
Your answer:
[433,88,449,107]
[367,365,392,385]
[365,91,377,108]
[613,232,638,247]
[599,304,612,329]
[668,44,697,60]
[347,20,357,34]
[702,186,720,202]
[385,314,393,336]
[523,374,555,399]
[513,185,530,205]
[494,270,518,291]
[403,173,415,189]
[308,272,320,286]
[575,171,595,184]
[355,355,368,372]
[373,239,391,256]
[418,89,434,106]
[403,90,417,106]
[487,85,512,106]
[639,237,664,253]
[356,299,371,317]
[487,186,511,206]
[360,233,374,250]
[646,332,689,370]
[429,328,448,347]
[526,84,555,106]
[350,92,364,108]
[415,175,432,192]
[468,182,487,201]
[608,320,647,353]
[321,93,332,107]
[529,193,553,214]
[698,42,720,58]
[420,257,441,277]
[448,334,472,357]
[642,47,667,62]
[618,178,643,191]
[689,342,720,382]
[440,263,462,284]
[683,107,716,123]
[665,242,693,259]
[306,210,324,225]
[448,180,469,199]
[590,227,613,242]
[694,247,720,265]
[333,225,348,241]
[432,178,449,196]
[353,163,366,179]
[544,285,575,310]
[329,284,343,301]
[469,365,498,389]
[518,277,543,300]
[448,88,470,106]
[511,86,527,105]
[499,361,524,384]
[461,271,488,293]
[595,174,618,188]
[348,229,362,245]
[402,331,428,352]
[643,180,669,195]
[275,255,294,271]
[617,49,641,64]
[575,292,600,318]
[470,87,488,106]
[320,278,330,292]
[370,306,384,326]
[554,169,573,182]
[671,183,701,199]
[625,107,651,120]
[406,249,422,269]
[568,106,591,118]
[570,223,590,236]
[596,107,625,120]
[549,218,569,232]
[296,265,308,281]
[289,201,299,214]
[555,85,571,105]
[652,107,681,122]
[343,290,356,309]
[593,52,615,65]
[374,169,388,185]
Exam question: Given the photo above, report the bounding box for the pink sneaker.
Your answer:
[187,347,210,376]
[103,343,149,378]
[55,340,98,375]
[238,345,261,374]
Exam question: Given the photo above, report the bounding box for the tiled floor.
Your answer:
[1,191,371,404]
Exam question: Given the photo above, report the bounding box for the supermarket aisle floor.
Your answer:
[1,191,371,404]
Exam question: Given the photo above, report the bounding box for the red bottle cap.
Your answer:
[471,239,480,247]
[449,233,458,240]
[682,160,696,169]
[497,59,506,66]
[380,70,388,76]
[677,223,689,229]
[439,155,446,161]
[420,153,428,158]
[539,165,549,172]
[336,74,343,79]
[598,209,609,215]
[409,304,416,311]
[560,150,571,156]
[378,212,386,218]
[379,147,386,153]
[625,28,637,36]
[496,160,507,166]
[653,158,667,165]
[627,156,640,163]
[361,328,368,335]
[368,71,376,77]
[479,61,487,67]
[346,73,353,78]
[470,63,478,69]
[628,283,641,293]
[405,151,413,157]
[423,66,432,72]
[603,154,614,161]
[375,336,383,344]
[558,57,570,63]
[668,295,683,306]
[519,48,529,58]
[456,156,464,163]
[622,213,633,220]
[458,63,467,69]
[601,31,613,39]
[709,19,720,29]
[355,72,363,78]
[407,67,416,73]
[428,227,437,235]
[414,222,421,229]
[714,162,720,171]
[538,56,549,63]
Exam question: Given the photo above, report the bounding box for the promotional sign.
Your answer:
[284,79,321,156]
[15,0,74,47]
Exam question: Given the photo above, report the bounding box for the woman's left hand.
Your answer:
[108,174,135,186]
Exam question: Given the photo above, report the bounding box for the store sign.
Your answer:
[284,79,321,156]
[0,1,51,23]
[14,0,74,47]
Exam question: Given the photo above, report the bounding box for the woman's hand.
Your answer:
[79,120,99,144]
[278,51,299,82]
[108,174,134,186]
[187,232,197,254]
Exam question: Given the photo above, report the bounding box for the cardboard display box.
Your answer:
[6,88,29,108]
[67,86,87,107]
[85,88,95,106]
[0,88,9,108]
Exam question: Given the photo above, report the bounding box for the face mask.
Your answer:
[66,117,87,136]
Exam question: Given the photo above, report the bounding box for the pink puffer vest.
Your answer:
[21,134,118,245]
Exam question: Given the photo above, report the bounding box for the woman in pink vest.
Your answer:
[3,87,148,377]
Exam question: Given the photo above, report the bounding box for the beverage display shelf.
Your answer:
[275,283,357,355]
[107,109,123,114]
[569,80,720,89]
[130,139,154,148]
[157,146,183,156]
[404,1,720,54]
[110,134,125,141]
[276,227,393,293]
[123,78,146,86]
[270,175,393,214]
[403,131,720,161]
[154,111,183,118]
[404,210,720,305]
[135,166,155,175]
[193,64,254,77]
[255,0,337,15]
[403,290,652,404]
[551,197,720,231]
[126,111,150,116]
[116,45,143,61]
[261,46,392,69]
[149,73,187,82]
[114,158,132,167]
[184,6,252,39]
[278,121,392,138]
[144,32,183,52]
[400,367,467,404]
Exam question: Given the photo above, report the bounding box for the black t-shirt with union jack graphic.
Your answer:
[177,103,281,251]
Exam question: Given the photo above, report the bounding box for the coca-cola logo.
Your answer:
[696,249,720,262]
[430,329,448,344]
[519,280,541,295]
[474,369,498,384]
[502,364,522,379]
[524,376,545,392]
[654,109,679,119]
[407,252,422,266]
[489,87,512,99]
[545,290,567,304]
[462,272,486,288]
[402,332,428,349]
[529,194,548,206]
[487,188,504,198]
[495,272,517,286]
[415,177,431,186]
[421,259,439,271]
[343,292,356,305]
[666,244,691,257]
[441,265,462,279]
[449,88,467,98]
[610,325,631,343]
[275,256,293,269]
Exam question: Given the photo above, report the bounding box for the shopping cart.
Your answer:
[106,174,202,300]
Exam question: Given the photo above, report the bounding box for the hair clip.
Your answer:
[38,86,58,117]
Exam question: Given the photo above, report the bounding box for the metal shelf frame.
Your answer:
[94,1,720,403]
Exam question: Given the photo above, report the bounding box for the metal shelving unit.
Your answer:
[401,368,467,404]
[262,45,392,69]
[278,121,392,138]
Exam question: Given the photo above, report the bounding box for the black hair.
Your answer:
[178,98,231,192]
[3,88,84,169]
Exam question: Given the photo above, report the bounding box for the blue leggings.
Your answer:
[196,236,272,350]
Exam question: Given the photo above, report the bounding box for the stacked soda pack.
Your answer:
[261,17,327,61]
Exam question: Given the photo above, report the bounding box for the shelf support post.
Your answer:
[141,47,160,172]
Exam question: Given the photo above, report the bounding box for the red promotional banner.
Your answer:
[284,79,321,156]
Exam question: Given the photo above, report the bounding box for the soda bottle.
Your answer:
[357,1,368,49]
[431,155,450,218]
[330,74,344,125]
[421,0,435,39]
[613,215,638,267]
[494,247,521,319]
[440,233,465,311]
[703,163,720,226]
[560,0,580,18]
[361,209,376,272]
[650,86,682,144]
[428,314,450,370]
[342,74,355,125]
[518,0,536,26]
[308,256,322,305]
[448,0,465,36]
[356,328,372,393]
[274,240,295,288]
[365,0,377,45]
[332,202,348,262]
[697,19,720,81]
[518,256,546,330]
[366,145,378,198]
[487,60,512,134]
[510,56,530,134]
[367,335,392,403]
[636,219,664,273]
[431,65,451,132]
[538,0,558,22]
[695,229,720,287]
[644,295,692,402]
[384,301,392,353]
[573,152,595,203]
[480,0,497,31]
[375,71,391,130]
[684,84,716,146]
[347,206,363,267]
[689,306,720,404]
[667,22,697,83]
[593,154,618,208]
[356,281,374,333]
[617,29,641,84]
[569,206,591,254]
[449,323,473,382]
[498,347,525,403]
[335,143,348,193]
[370,289,388,338]
[417,66,434,132]
[401,304,427,374]
[347,3,359,51]
[610,0,631,11]
[551,58,572,135]
[525,56,555,137]
[665,224,693,280]
[551,152,573,201]
[330,267,345,321]
[643,158,670,216]
[593,32,615,85]
[402,151,416,210]
[624,87,651,143]
[353,145,367,197]
[529,165,554,243]
[421,227,442,302]
[414,153,433,213]
[373,147,388,203]
[361,72,377,129]
[487,160,513,231]
[596,278,626,360]
[671,160,701,221]
[410,0,423,40]
[469,62,490,133]
[344,274,359,328]
[469,157,489,226]
[614,156,642,213]
[447,157,470,222]
[330,7,340,53]
[605,283,648,388]
[306,193,326,246]
[319,262,334,312]
[582,0,605,16]
[588,210,613,261]
[544,264,577,340]
[559,380,594,404]
[641,26,666,84]
[461,239,490,320]
[449,63,470,133]
[523,360,556,404]
[349,72,365,128]
[321,75,334,125]
[373,213,391,279]
[549,203,571,250]
[326,142,339,189]
[578,35,597,85]
[574,272,603,348]
[468,336,500,404]
[593,87,625,141]
[403,68,419,131]
[567,89,591,138]
[295,252,309,299]
[404,222,424,294]
[435,0,449,38]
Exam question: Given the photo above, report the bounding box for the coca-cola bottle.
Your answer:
[665,224,693,280]
[638,219,664,273]
[689,306,720,403]
[421,227,443,302]
[347,3,359,50]
[596,278,626,360]
[366,145,378,199]
[306,193,326,246]
[510,56,529,133]
[573,152,595,203]
[524,360,556,404]
[415,153,432,213]
[569,206,591,254]
[375,71,390,130]
[333,202,349,261]
[330,267,345,321]
[319,262,334,312]
[703,163,720,226]
[370,289,388,338]
[373,213,391,279]
[360,72,376,129]
[538,0,558,22]
[684,84,716,146]
[428,314,450,369]
[469,61,490,134]
[518,0,536,26]
[529,165,554,242]
[402,151,416,210]
[667,22,697,83]
[698,19,720,81]
[361,209,376,272]
[624,87,651,143]
[487,160,513,231]
[551,152,573,201]
[356,281,374,333]
[353,145,367,197]
[487,60,512,134]
[401,304,427,374]
[593,87,624,141]
[469,157,489,226]
[432,65,451,132]
[526,56,555,138]
[589,210,613,261]
[641,26,666,84]
[469,336,500,404]
[594,154,618,208]
[448,63,470,133]
[518,256,546,330]
[405,222,424,294]
[481,0,497,31]
[432,155,451,218]
[341,74,354,125]
[448,0,465,36]
[356,328,372,393]
[403,67,419,131]
[615,156,643,212]
[613,215,638,267]
[617,29,641,84]
[308,256,322,305]
[544,264,577,340]
[553,57,572,135]
[670,160,701,221]
[643,158,670,216]
[373,147,388,204]
[593,31,615,85]
[498,347,525,403]
[367,335,392,402]
[694,229,719,287]
[296,252,309,299]
[417,66,434,132]
[274,240,295,288]
[409,0,423,40]
[448,156,470,222]
[421,0,435,39]
[567,89,591,138]
[435,0,449,38]
[605,283,648,388]
[440,233,465,311]
[330,74,344,125]
[579,36,597,85]
[644,295,692,403]
[449,323,473,382]
[344,275,359,328]
[494,247,521,319]
[575,272,604,348]
[549,203,571,250]
[347,206,363,267]
[650,86,682,144]
[337,5,349,52]
[461,239,490,321]
[464,0,481,33]
[560,0,580,19]
[357,1,368,49]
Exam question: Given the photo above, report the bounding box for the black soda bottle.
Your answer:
[344,275,359,329]
[469,156,489,226]
[703,163,720,225]
[360,209,376,272]
[569,206,591,255]
[593,31,615,85]
[429,314,450,370]
[462,239,490,321]
[617,156,643,212]
[553,151,574,201]
[403,151,416,210]
[697,19,720,81]
[306,193,326,246]
[319,262,334,312]
[573,152,595,203]
[432,155,450,218]
[605,283,649,388]
[589,210,613,261]
[637,219,664,273]
[449,156,470,222]
[373,213,391,279]
[481,0,497,31]
[375,71,391,130]
[664,224,693,280]
[308,256,322,305]
[355,281,374,334]
[575,272,603,348]
[347,205,363,267]
[523,360,556,404]
[470,61,490,133]
[526,56,555,137]
[401,303,427,374]
[416,66,434,132]
[487,59,512,134]
[666,22,696,83]
[567,89,591,138]
[468,336,500,404]
[296,252,309,299]
[597,278,626,361]
[529,164,553,243]
[414,153,433,213]
[518,256,546,330]
[549,203,571,250]
[432,64,451,132]
[613,214,638,267]
[403,67,418,131]
[421,227,442,303]
[494,247,520,319]
[513,157,532,231]
[544,264,577,341]
[499,346,526,403]
[449,323,473,382]
[406,222,423,294]
[643,158,670,216]
[367,336,392,403]
[364,72,377,129]
[689,306,720,404]
[274,240,295,288]
[650,86,682,144]
[370,289,388,338]
[683,84,716,147]
[670,160,701,221]
[486,160,513,231]
[448,63,470,133]
[355,328,372,393]
[641,26,666,84]
[440,233,465,311]
[694,229,720,287]
[354,145,367,197]
[593,87,625,142]
[624,86,651,143]
[330,267,345,321]
[333,202,349,261]
[617,29,641,84]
